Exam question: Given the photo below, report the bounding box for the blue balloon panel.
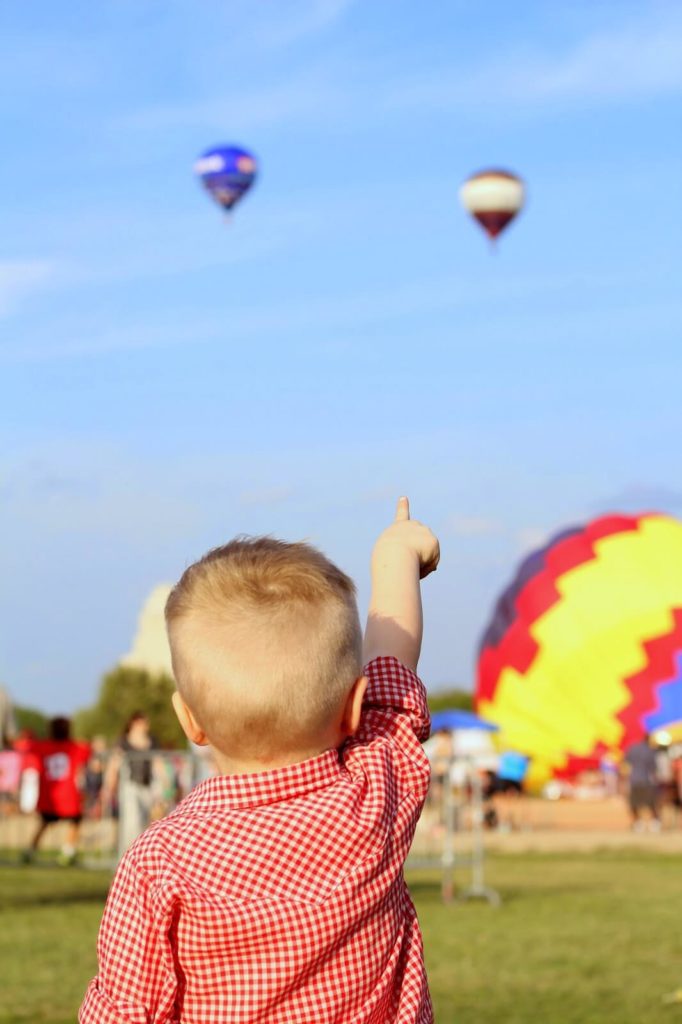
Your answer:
[194,145,258,212]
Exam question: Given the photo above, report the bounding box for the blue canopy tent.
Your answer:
[431,709,499,733]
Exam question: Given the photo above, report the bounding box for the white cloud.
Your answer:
[247,0,358,50]
[449,516,503,537]
[115,7,682,144]
[158,0,357,52]
[515,18,682,104]
[0,319,223,363]
[0,260,56,317]
[3,262,670,364]
[0,35,104,93]
[119,65,342,134]
[0,272,500,361]
[385,8,682,111]
[0,442,201,546]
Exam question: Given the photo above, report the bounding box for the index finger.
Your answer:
[395,496,410,522]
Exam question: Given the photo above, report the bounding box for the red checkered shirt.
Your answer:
[80,657,433,1024]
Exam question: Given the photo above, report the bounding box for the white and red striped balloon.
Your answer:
[459,169,525,242]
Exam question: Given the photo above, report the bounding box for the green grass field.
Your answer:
[1,852,681,1023]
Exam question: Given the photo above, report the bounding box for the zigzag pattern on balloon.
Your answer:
[648,654,682,732]
[559,611,682,776]
[477,515,640,704]
[618,609,682,743]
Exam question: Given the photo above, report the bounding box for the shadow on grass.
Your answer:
[0,863,111,909]
[0,855,111,869]
[407,877,608,908]
[0,1018,76,1024]
[407,878,504,903]
[1,887,109,909]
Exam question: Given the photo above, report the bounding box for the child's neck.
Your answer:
[211,739,338,777]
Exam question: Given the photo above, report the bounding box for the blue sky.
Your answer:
[1,0,681,713]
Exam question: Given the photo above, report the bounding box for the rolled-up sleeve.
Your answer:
[79,851,178,1024]
[351,656,431,800]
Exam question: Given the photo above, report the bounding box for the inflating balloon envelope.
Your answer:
[476,513,682,786]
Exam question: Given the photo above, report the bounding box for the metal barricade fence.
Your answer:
[406,754,500,905]
[3,747,499,902]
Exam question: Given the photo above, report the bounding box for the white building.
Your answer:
[121,584,174,677]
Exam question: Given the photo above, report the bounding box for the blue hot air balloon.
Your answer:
[194,145,258,214]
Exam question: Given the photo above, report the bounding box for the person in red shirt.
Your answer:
[81,497,439,1023]
[23,716,91,866]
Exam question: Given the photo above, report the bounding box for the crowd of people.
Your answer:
[0,695,197,864]
[424,723,682,833]
[622,733,682,831]
[1,687,681,868]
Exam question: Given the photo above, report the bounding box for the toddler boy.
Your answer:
[80,497,439,1023]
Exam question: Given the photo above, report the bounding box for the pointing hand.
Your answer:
[375,497,440,579]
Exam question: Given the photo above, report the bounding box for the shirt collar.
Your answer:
[185,747,346,811]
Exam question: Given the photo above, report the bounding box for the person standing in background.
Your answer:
[102,711,158,856]
[22,717,91,865]
[0,685,20,812]
[0,684,17,750]
[84,736,108,817]
[623,734,661,832]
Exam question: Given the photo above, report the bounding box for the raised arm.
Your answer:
[363,497,440,672]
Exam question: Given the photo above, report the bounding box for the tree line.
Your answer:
[14,669,473,747]
[15,666,186,748]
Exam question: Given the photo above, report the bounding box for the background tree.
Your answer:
[73,665,186,748]
[14,705,49,737]
[428,688,474,713]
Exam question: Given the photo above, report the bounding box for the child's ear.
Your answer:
[172,691,210,746]
[341,675,368,739]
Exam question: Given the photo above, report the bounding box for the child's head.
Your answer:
[165,537,363,765]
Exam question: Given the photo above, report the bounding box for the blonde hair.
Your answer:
[165,537,362,760]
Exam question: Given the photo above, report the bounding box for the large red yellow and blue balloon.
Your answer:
[476,513,682,785]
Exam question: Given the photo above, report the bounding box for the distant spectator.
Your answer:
[22,717,91,865]
[623,734,660,832]
[428,728,453,810]
[600,754,620,797]
[497,750,529,794]
[102,711,159,855]
[83,736,107,817]
[654,741,676,817]
[673,750,682,816]
[481,769,500,829]
[0,684,17,750]
[0,747,22,812]
[14,728,40,813]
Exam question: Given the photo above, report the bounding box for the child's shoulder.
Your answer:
[124,807,188,877]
